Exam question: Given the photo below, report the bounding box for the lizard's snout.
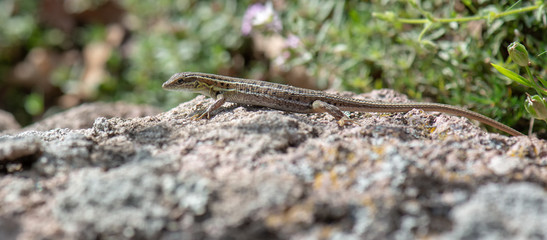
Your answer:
[162,75,178,89]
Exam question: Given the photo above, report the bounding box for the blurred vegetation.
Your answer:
[0,0,545,135]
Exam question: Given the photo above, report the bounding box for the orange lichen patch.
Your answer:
[508,148,526,158]
[513,172,524,180]
[313,171,341,190]
[314,168,363,192]
[507,141,534,158]
[315,144,363,168]
[265,201,314,229]
[371,145,386,159]
[435,168,473,183]
[360,195,378,214]
[378,113,394,117]
[313,172,325,190]
[329,170,341,188]
[318,226,335,239]
[323,145,340,162]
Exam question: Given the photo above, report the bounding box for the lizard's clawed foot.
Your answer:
[190,111,210,120]
[337,117,356,127]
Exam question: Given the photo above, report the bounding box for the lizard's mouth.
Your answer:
[162,84,196,91]
[161,81,171,89]
[162,81,209,94]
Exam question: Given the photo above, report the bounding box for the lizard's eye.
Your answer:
[177,79,184,84]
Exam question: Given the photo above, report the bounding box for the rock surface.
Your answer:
[20,102,162,132]
[0,90,546,240]
[0,109,21,131]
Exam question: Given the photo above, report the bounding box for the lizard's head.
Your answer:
[162,72,205,92]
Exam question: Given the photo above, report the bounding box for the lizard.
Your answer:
[162,72,524,136]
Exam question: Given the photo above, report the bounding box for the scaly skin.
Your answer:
[163,72,524,136]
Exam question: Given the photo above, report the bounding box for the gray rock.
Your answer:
[0,109,20,132]
[443,183,547,240]
[0,92,545,239]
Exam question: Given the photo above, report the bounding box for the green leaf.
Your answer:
[537,75,547,89]
[491,63,533,87]
[24,93,43,116]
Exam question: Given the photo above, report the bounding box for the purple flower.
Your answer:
[285,34,301,49]
[241,1,282,36]
[273,51,291,66]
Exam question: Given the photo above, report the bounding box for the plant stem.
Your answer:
[525,65,544,99]
[396,5,539,24]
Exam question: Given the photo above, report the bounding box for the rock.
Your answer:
[0,92,545,239]
[22,102,161,132]
[0,109,21,132]
[443,183,547,240]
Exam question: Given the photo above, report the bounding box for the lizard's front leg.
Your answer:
[191,93,226,120]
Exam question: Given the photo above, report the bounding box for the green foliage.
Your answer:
[493,41,547,128]
[491,63,535,89]
[0,1,37,47]
[525,94,547,120]
[24,93,43,116]
[507,41,530,66]
[273,0,545,132]
[117,0,248,108]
